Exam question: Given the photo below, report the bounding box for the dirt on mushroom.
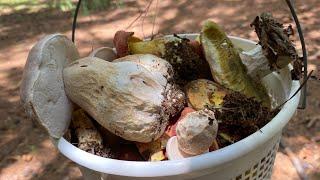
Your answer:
[162,36,212,84]
[250,12,303,80]
[209,92,280,147]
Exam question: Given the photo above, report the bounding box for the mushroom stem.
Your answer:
[166,109,218,160]
[72,109,104,151]
[72,109,115,158]
[239,45,292,80]
[176,110,218,155]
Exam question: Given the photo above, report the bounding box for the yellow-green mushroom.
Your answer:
[200,20,270,108]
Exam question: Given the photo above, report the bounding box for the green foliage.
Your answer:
[52,0,74,12]
[51,0,113,13]
[0,0,117,13]
[81,0,112,15]
[115,0,125,9]
[0,0,45,11]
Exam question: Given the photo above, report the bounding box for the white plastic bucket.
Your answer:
[57,35,300,180]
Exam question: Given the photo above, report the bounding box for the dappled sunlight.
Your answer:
[0,159,44,180]
[64,166,83,180]
[0,0,319,179]
[0,138,59,180]
[308,64,318,73]
[0,133,18,150]
[39,138,56,149]
[308,30,320,40]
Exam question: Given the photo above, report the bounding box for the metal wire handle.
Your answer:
[285,0,308,109]
[72,0,82,42]
[71,0,308,109]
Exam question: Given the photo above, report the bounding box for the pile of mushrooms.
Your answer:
[20,13,299,161]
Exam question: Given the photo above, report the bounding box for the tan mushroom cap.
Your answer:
[185,79,227,110]
[88,47,117,62]
[20,34,79,138]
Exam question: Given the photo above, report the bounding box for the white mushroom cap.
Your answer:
[176,110,218,155]
[88,47,117,62]
[114,54,185,120]
[63,56,185,142]
[20,34,79,138]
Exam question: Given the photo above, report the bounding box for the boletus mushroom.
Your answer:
[20,34,79,138]
[166,109,218,160]
[176,110,218,155]
[63,55,185,143]
[185,79,227,110]
[200,20,271,108]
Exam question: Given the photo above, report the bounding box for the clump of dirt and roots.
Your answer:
[209,92,280,147]
[162,36,212,84]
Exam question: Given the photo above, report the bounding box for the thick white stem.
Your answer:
[240,45,292,81]
[240,45,272,80]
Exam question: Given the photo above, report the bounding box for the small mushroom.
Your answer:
[20,34,79,138]
[72,109,104,151]
[113,30,142,58]
[166,107,195,137]
[176,110,218,155]
[63,55,185,142]
[89,47,117,61]
[166,110,218,160]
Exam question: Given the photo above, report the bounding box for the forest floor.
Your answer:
[0,0,319,179]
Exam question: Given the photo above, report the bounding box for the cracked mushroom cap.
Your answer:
[176,110,218,155]
[20,34,79,138]
[63,56,185,142]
